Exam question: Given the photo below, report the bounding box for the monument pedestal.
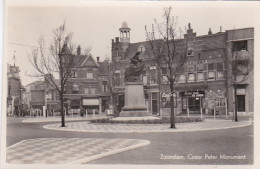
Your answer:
[120,82,150,117]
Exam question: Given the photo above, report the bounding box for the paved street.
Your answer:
[6,117,254,164]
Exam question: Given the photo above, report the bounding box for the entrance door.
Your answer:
[152,100,157,114]
[237,95,245,112]
[188,97,200,113]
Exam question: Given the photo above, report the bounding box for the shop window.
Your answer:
[87,72,93,79]
[162,94,171,108]
[233,40,248,51]
[188,73,195,82]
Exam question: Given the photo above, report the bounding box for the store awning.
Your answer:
[82,99,99,106]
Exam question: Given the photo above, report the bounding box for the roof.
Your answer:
[119,21,131,30]
[98,61,110,76]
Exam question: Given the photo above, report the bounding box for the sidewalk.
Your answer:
[22,114,108,123]
[7,138,149,164]
[43,119,252,133]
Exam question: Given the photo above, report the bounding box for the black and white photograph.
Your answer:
[1,0,259,168]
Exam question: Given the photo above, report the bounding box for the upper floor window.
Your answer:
[187,47,194,56]
[114,70,121,87]
[102,81,108,92]
[138,46,145,52]
[87,72,93,79]
[142,70,147,85]
[217,62,224,79]
[91,87,96,94]
[233,40,248,51]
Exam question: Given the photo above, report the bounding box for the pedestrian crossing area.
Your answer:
[7,138,149,164]
[43,120,251,133]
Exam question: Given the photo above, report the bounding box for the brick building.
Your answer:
[25,75,59,117]
[111,22,254,116]
[63,46,110,115]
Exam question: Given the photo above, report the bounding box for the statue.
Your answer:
[125,51,144,82]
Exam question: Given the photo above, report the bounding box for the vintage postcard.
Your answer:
[1,0,259,169]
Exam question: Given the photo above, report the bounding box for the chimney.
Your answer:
[220,26,222,32]
[77,45,81,55]
[97,57,100,62]
[208,28,212,35]
[115,37,119,43]
[112,39,114,44]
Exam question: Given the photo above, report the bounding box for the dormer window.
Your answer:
[138,46,145,52]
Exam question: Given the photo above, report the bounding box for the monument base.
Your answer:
[119,81,151,117]
[119,110,151,117]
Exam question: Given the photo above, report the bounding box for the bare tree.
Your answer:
[107,62,120,117]
[29,22,78,127]
[225,31,253,122]
[145,7,187,128]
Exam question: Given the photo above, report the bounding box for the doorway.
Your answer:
[237,95,245,112]
[188,97,200,113]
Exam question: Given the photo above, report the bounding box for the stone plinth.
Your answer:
[120,82,150,117]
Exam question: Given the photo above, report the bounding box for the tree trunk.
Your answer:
[234,84,238,122]
[60,89,65,127]
[170,81,176,128]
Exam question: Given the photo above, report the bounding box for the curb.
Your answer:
[42,121,252,133]
[67,140,150,164]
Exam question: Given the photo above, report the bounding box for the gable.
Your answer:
[81,55,99,67]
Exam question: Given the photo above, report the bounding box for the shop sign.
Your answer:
[183,91,205,97]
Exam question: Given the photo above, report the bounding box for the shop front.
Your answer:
[82,97,101,115]
[180,91,205,114]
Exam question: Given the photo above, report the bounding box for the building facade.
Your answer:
[7,64,25,116]
[111,22,254,116]
[63,46,110,116]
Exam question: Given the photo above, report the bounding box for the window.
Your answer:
[187,65,195,72]
[71,71,77,78]
[138,46,145,52]
[142,70,147,85]
[188,73,195,82]
[208,71,215,80]
[233,40,248,51]
[187,47,194,56]
[208,63,215,80]
[197,72,204,81]
[178,74,186,83]
[217,62,224,79]
[91,87,96,94]
[84,88,89,94]
[102,81,108,92]
[114,71,120,86]
[161,67,168,84]
[87,72,93,79]
[150,70,157,84]
[196,64,204,81]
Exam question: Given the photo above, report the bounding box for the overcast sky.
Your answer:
[5,1,256,86]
